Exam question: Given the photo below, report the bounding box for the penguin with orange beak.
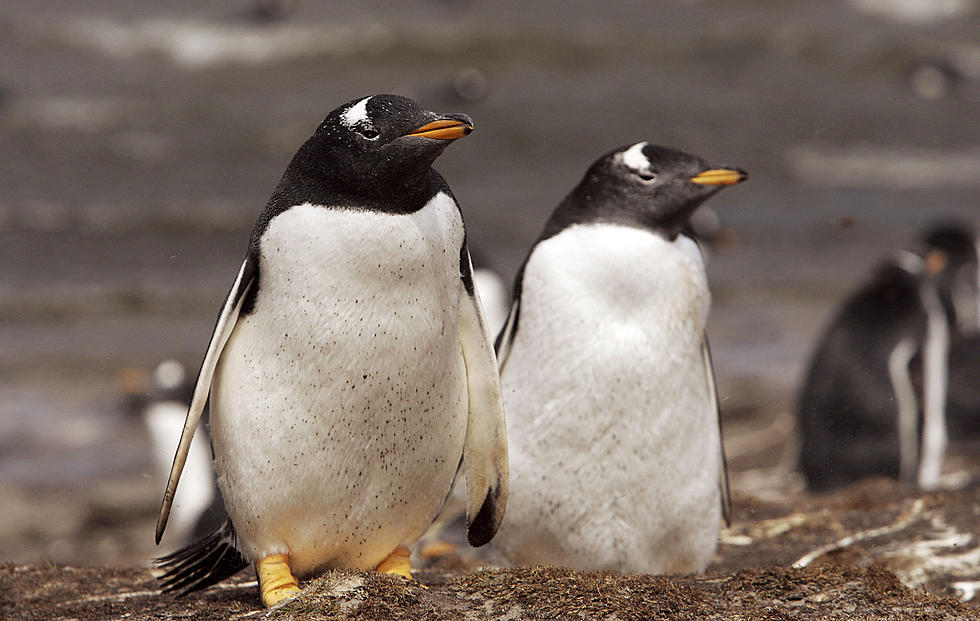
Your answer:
[154,95,508,607]
[493,143,744,573]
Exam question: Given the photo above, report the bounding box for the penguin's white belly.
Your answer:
[497,224,722,574]
[210,198,468,575]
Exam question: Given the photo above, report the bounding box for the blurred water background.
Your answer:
[1,0,978,567]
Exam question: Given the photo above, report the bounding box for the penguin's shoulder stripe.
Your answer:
[235,252,261,316]
[459,237,475,297]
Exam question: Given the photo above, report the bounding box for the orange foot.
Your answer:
[375,546,412,579]
[256,553,300,607]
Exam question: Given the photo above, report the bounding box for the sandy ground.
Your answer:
[4,563,977,620]
[4,395,980,619]
[6,472,980,618]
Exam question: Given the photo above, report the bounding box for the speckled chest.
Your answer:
[214,192,469,438]
[210,193,470,567]
[252,194,465,352]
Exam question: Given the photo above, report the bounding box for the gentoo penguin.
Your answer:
[922,222,980,337]
[921,222,980,438]
[797,251,949,492]
[492,142,744,574]
[945,333,980,438]
[154,94,508,607]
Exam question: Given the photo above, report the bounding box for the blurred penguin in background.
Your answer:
[797,251,949,492]
[922,222,980,337]
[920,222,980,440]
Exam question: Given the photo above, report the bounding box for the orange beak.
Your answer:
[689,168,748,186]
[404,119,474,140]
[925,250,949,275]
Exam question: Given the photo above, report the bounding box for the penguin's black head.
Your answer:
[556,142,747,240]
[921,221,980,332]
[922,222,978,276]
[297,94,473,201]
[861,252,926,314]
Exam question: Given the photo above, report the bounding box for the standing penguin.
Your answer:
[154,95,508,607]
[797,251,949,492]
[922,222,980,337]
[921,222,980,438]
[492,142,744,574]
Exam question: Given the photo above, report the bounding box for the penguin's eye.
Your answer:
[633,170,657,183]
[357,126,380,140]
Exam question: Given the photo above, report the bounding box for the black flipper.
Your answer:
[155,519,249,595]
[458,242,509,547]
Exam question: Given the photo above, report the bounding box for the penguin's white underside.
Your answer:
[917,277,949,490]
[213,196,467,574]
[888,337,919,483]
[496,223,725,573]
[159,191,506,577]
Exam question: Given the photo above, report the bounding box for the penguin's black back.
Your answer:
[798,262,929,491]
[943,334,980,437]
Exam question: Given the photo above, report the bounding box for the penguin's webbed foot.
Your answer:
[375,545,412,579]
[256,553,301,607]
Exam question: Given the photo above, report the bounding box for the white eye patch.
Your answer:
[340,96,373,129]
[620,142,657,181]
[621,142,651,174]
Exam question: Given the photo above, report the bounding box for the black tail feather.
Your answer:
[154,519,249,595]
[159,544,239,593]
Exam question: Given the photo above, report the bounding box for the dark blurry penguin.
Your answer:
[922,222,980,337]
[945,334,980,438]
[797,251,949,492]
[921,222,980,438]
[143,360,224,544]
[154,95,508,607]
[492,142,745,574]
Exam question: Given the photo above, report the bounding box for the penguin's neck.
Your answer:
[324,148,439,206]
[270,161,438,217]
[540,184,693,243]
